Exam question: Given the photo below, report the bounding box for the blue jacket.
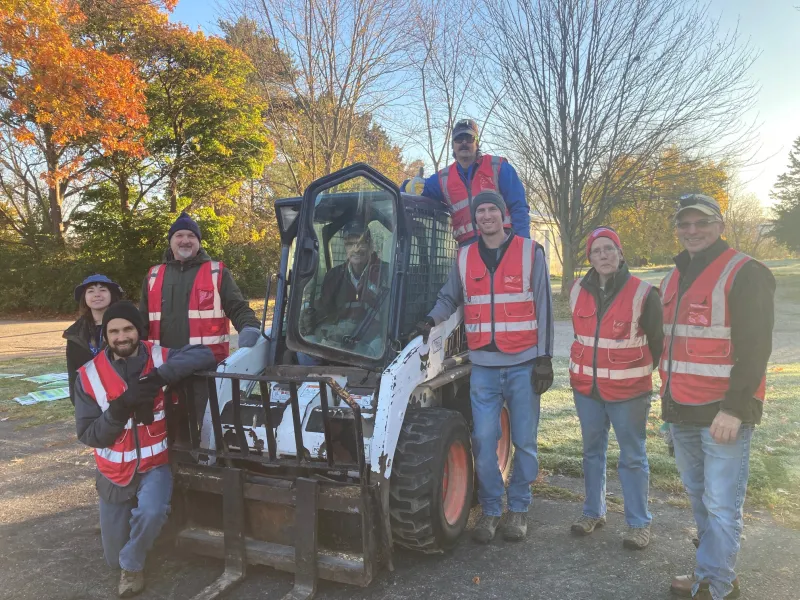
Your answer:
[408,158,530,242]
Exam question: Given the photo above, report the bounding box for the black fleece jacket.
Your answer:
[63,318,101,406]
[661,239,775,426]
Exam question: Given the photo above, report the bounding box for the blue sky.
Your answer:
[169,0,799,205]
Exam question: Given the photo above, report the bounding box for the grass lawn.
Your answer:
[0,356,72,428]
[538,358,800,527]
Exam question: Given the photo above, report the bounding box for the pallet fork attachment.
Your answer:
[172,368,381,600]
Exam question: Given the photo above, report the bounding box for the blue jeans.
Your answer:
[671,424,753,600]
[471,363,541,516]
[573,392,652,528]
[99,465,173,572]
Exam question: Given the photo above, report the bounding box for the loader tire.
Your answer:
[389,408,473,553]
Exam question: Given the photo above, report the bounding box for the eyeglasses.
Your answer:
[675,218,720,231]
[589,246,618,258]
[454,134,475,144]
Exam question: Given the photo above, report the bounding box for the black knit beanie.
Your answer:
[102,301,144,341]
[168,211,202,241]
[471,190,507,221]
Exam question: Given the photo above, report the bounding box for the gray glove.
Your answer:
[237,326,261,348]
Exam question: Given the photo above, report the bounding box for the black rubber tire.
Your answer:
[389,408,474,553]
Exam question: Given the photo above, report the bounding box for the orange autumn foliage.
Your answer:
[0,0,150,184]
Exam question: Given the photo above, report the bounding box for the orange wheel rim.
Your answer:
[442,440,469,525]
[496,406,511,472]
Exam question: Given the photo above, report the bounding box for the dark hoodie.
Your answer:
[578,262,664,402]
[138,248,260,350]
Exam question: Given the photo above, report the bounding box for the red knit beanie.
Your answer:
[586,227,622,259]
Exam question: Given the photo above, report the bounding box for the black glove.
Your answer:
[107,378,141,422]
[138,370,167,401]
[134,402,155,425]
[532,356,554,395]
[413,317,435,342]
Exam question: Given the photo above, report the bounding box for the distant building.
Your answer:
[530,210,563,276]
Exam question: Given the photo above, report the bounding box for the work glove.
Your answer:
[134,402,155,426]
[138,370,167,400]
[238,326,261,348]
[107,378,141,422]
[532,356,554,395]
[412,317,435,343]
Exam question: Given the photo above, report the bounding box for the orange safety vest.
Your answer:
[78,341,170,487]
[459,236,539,353]
[569,276,654,401]
[438,154,511,244]
[146,260,230,363]
[659,248,766,405]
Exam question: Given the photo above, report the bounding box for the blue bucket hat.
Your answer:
[74,274,124,302]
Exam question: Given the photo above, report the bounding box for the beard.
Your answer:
[110,339,138,358]
[176,247,195,260]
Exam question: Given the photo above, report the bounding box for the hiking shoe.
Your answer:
[623,524,651,550]
[472,514,501,544]
[503,511,528,542]
[118,569,144,598]
[671,574,740,599]
[570,514,606,536]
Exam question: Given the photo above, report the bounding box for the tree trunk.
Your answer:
[118,175,130,213]
[560,232,575,297]
[168,166,179,213]
[42,126,64,243]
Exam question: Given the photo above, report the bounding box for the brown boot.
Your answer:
[118,569,144,598]
[570,514,606,536]
[670,574,740,599]
[623,524,651,550]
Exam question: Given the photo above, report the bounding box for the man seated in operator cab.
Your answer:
[300,220,391,357]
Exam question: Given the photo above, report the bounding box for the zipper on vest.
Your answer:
[664,282,685,394]
[490,270,495,342]
[591,307,602,392]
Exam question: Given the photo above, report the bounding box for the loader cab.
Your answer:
[269,163,462,371]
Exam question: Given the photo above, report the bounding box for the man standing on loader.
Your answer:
[74,301,216,597]
[661,194,774,600]
[418,190,554,543]
[139,211,262,363]
[417,119,530,245]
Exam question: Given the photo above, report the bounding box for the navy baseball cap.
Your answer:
[74,274,124,302]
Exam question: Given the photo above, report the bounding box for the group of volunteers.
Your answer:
[63,117,774,600]
[64,212,262,597]
[409,119,774,600]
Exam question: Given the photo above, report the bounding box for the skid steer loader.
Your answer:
[167,163,513,600]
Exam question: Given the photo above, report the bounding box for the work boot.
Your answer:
[472,514,501,544]
[503,511,528,542]
[670,574,740,599]
[570,514,606,536]
[623,524,651,550]
[118,569,144,598]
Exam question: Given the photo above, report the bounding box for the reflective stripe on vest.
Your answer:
[438,155,511,244]
[569,276,654,401]
[77,341,170,486]
[659,249,766,405]
[147,260,230,362]
[458,236,538,353]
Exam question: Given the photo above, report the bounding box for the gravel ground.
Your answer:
[1,420,799,600]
